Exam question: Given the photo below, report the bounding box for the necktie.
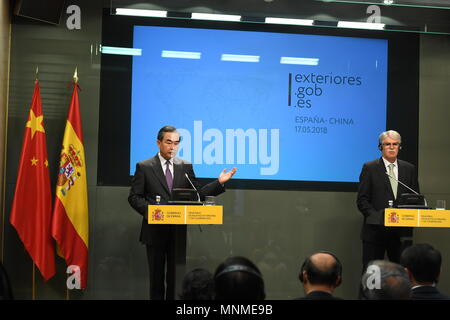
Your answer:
[165,161,173,192]
[388,163,397,199]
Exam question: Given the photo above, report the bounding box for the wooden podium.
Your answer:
[148,205,223,225]
[385,208,450,228]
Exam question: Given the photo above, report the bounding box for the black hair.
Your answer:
[157,125,178,141]
[400,243,442,283]
[214,256,265,300]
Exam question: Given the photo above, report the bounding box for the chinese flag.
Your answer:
[51,81,89,289]
[9,80,56,281]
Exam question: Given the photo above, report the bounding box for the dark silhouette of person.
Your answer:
[214,256,265,300]
[296,251,343,300]
[400,243,450,300]
[179,268,214,300]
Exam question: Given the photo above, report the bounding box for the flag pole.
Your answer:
[31,68,39,300]
[65,66,78,300]
[32,262,36,300]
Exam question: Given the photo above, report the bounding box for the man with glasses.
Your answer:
[357,130,419,271]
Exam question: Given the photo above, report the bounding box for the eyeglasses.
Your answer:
[382,142,400,147]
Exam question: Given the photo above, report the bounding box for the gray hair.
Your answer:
[379,130,401,145]
[361,260,411,300]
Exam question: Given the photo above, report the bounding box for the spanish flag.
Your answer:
[52,74,89,289]
[10,80,55,281]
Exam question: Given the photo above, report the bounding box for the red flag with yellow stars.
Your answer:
[9,80,56,281]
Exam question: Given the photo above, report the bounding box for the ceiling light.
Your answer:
[115,8,167,17]
[191,13,241,22]
[337,21,385,30]
[100,46,142,56]
[265,17,314,26]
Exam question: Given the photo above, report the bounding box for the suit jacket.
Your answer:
[128,154,225,244]
[295,291,343,300]
[357,158,419,243]
[411,286,450,300]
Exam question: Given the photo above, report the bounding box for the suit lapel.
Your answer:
[397,160,406,197]
[151,154,170,194]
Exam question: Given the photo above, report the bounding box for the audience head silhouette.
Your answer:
[400,243,450,300]
[214,256,265,300]
[400,243,441,285]
[179,268,214,300]
[361,260,411,300]
[297,251,343,299]
[300,251,342,286]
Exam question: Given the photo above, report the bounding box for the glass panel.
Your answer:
[111,0,450,35]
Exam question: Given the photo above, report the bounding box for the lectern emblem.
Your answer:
[388,212,399,224]
[152,208,164,221]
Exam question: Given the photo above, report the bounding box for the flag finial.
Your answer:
[73,67,78,84]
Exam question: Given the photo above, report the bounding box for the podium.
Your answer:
[147,204,223,297]
[385,208,450,228]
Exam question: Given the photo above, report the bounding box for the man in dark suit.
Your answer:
[128,125,236,300]
[357,130,419,271]
[400,243,450,300]
[295,251,343,300]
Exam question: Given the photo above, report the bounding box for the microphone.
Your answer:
[386,172,427,207]
[185,173,203,233]
[385,172,420,195]
[185,173,201,202]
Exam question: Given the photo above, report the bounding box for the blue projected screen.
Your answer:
[130,25,388,182]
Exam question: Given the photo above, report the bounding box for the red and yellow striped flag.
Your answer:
[10,80,55,281]
[52,77,89,289]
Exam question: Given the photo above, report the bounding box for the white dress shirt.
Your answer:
[158,153,174,177]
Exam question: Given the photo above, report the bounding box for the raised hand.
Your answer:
[218,167,237,184]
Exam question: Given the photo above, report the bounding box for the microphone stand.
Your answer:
[185,173,203,232]
[385,172,427,206]
[385,172,419,195]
